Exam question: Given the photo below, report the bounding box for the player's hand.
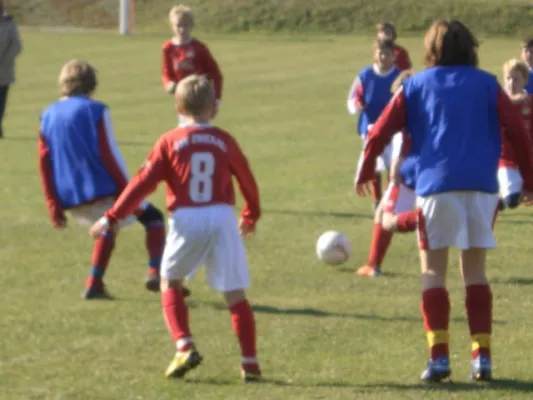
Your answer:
[521,190,533,206]
[165,81,177,94]
[89,217,116,239]
[239,218,255,239]
[354,181,373,197]
[53,214,67,229]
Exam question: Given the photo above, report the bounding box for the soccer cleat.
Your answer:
[165,347,203,378]
[145,274,160,292]
[356,265,381,277]
[420,357,451,382]
[241,365,262,383]
[82,284,114,300]
[470,355,492,382]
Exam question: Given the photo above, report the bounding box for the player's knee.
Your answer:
[137,204,164,227]
[223,289,246,307]
[502,193,521,209]
[373,202,384,223]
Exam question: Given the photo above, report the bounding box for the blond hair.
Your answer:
[391,70,414,94]
[176,75,214,116]
[503,58,530,81]
[58,60,97,97]
[169,4,194,25]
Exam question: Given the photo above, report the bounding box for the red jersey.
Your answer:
[394,45,412,71]
[161,38,223,100]
[104,125,260,227]
[499,94,533,168]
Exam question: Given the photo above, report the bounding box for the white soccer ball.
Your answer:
[316,231,351,265]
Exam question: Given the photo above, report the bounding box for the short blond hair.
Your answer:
[503,58,530,81]
[169,4,194,25]
[58,60,97,96]
[176,75,214,116]
[391,70,414,93]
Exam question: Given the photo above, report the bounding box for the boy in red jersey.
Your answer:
[377,23,412,71]
[348,39,401,209]
[90,75,261,382]
[161,5,223,126]
[498,59,533,210]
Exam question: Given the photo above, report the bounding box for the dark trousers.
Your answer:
[0,85,9,137]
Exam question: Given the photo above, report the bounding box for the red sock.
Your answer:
[396,210,419,233]
[86,231,115,288]
[145,222,165,275]
[230,300,257,362]
[371,173,382,203]
[162,288,191,346]
[421,288,450,361]
[466,284,492,359]
[367,223,393,268]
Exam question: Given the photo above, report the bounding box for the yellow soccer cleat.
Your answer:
[164,347,203,378]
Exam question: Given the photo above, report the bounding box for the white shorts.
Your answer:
[160,204,250,292]
[416,192,499,250]
[69,197,148,228]
[382,182,416,214]
[355,143,393,179]
[498,167,522,198]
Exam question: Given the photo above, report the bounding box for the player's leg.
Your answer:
[135,202,193,296]
[69,198,117,299]
[417,192,468,382]
[381,185,419,233]
[159,209,208,378]
[0,85,8,138]
[461,192,499,381]
[356,184,395,277]
[497,167,523,210]
[206,205,260,382]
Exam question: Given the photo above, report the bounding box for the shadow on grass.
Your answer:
[264,208,373,220]
[201,301,506,324]
[492,276,533,286]
[359,378,533,393]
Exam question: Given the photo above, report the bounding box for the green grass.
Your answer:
[5,0,533,36]
[2,31,533,400]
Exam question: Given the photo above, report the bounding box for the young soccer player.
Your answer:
[89,75,262,382]
[377,23,412,71]
[38,60,191,300]
[520,38,533,94]
[162,4,223,126]
[356,70,415,277]
[347,39,401,208]
[356,20,533,382]
[498,59,533,210]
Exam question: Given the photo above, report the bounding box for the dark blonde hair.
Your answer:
[58,60,97,96]
[424,19,479,68]
[521,38,533,50]
[374,38,395,52]
[169,4,194,25]
[391,70,414,94]
[503,58,530,81]
[175,74,214,116]
[376,22,397,40]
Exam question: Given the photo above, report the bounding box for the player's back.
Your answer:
[158,124,243,212]
[40,96,119,208]
[403,66,501,196]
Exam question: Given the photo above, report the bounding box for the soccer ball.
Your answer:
[316,231,351,265]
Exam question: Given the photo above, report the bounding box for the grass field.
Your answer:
[2,31,533,400]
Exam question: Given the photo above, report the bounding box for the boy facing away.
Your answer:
[90,75,262,382]
[162,4,223,126]
[38,60,190,299]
